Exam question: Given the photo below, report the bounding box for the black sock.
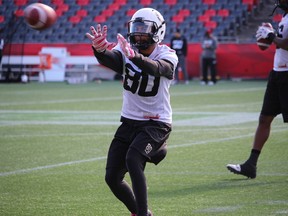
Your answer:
[246,149,261,166]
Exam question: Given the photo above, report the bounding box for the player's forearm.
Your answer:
[130,52,174,79]
[92,47,123,73]
[273,37,288,51]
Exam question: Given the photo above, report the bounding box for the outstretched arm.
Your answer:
[86,24,123,73]
[117,34,174,79]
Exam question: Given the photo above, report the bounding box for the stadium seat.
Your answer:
[14,0,27,6]
[165,0,177,5]
[273,13,282,22]
[0,15,4,23]
[14,9,24,17]
[108,3,120,11]
[242,0,255,11]
[76,0,90,6]
[101,10,115,17]
[198,14,210,22]
[203,0,216,5]
[76,9,88,17]
[69,16,81,24]
[52,0,65,5]
[140,0,152,6]
[204,20,217,31]
[204,9,216,17]
[178,9,190,17]
[217,9,230,17]
[0,0,259,43]
[172,14,184,23]
[126,9,137,17]
[115,0,127,5]
[94,15,106,23]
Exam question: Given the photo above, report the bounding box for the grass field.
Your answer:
[0,80,287,216]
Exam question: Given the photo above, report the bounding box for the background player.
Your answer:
[227,0,288,179]
[86,8,178,216]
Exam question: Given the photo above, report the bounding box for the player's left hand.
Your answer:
[256,26,275,42]
[117,33,135,59]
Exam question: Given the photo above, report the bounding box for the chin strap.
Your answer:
[270,5,278,16]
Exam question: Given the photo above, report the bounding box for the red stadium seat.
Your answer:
[217,9,230,17]
[203,0,216,5]
[273,13,282,22]
[57,4,69,12]
[126,9,137,17]
[198,14,210,22]
[76,0,89,6]
[55,8,64,17]
[172,14,184,23]
[69,16,81,24]
[0,15,4,23]
[77,9,88,17]
[51,0,64,5]
[108,3,120,11]
[102,10,114,17]
[14,0,27,6]
[115,0,127,5]
[165,0,177,5]
[204,20,217,30]
[242,0,255,11]
[140,0,152,6]
[204,9,216,17]
[178,9,190,17]
[94,15,107,23]
[14,9,24,17]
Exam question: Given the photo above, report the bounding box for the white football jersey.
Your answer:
[114,44,178,124]
[274,14,288,71]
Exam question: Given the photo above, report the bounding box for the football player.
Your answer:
[227,0,288,179]
[86,8,178,216]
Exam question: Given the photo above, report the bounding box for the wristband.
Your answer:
[267,32,275,43]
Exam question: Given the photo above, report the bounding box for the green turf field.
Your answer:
[0,80,287,216]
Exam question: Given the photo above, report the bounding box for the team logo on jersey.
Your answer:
[145,143,153,154]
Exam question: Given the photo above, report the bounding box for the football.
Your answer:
[24,3,57,30]
[257,23,273,51]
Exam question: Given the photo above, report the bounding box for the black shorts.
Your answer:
[261,70,288,122]
[106,117,172,170]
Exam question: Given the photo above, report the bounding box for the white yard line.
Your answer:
[1,128,286,177]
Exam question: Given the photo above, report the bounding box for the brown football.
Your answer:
[257,23,273,51]
[24,3,57,31]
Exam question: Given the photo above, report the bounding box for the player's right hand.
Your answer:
[86,24,114,52]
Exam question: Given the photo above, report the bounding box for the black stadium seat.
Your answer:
[0,0,262,43]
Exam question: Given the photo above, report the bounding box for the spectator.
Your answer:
[86,8,178,216]
[201,30,218,85]
[170,28,189,84]
[0,35,4,68]
[227,1,288,179]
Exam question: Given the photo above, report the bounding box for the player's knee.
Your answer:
[105,169,121,189]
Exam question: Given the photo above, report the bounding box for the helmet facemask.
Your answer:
[127,18,159,50]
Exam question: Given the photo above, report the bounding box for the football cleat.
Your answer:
[227,163,257,179]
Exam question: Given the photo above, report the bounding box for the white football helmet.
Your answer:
[276,0,288,10]
[271,0,288,15]
[127,8,166,50]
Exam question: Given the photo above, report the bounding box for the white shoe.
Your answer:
[208,81,214,86]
